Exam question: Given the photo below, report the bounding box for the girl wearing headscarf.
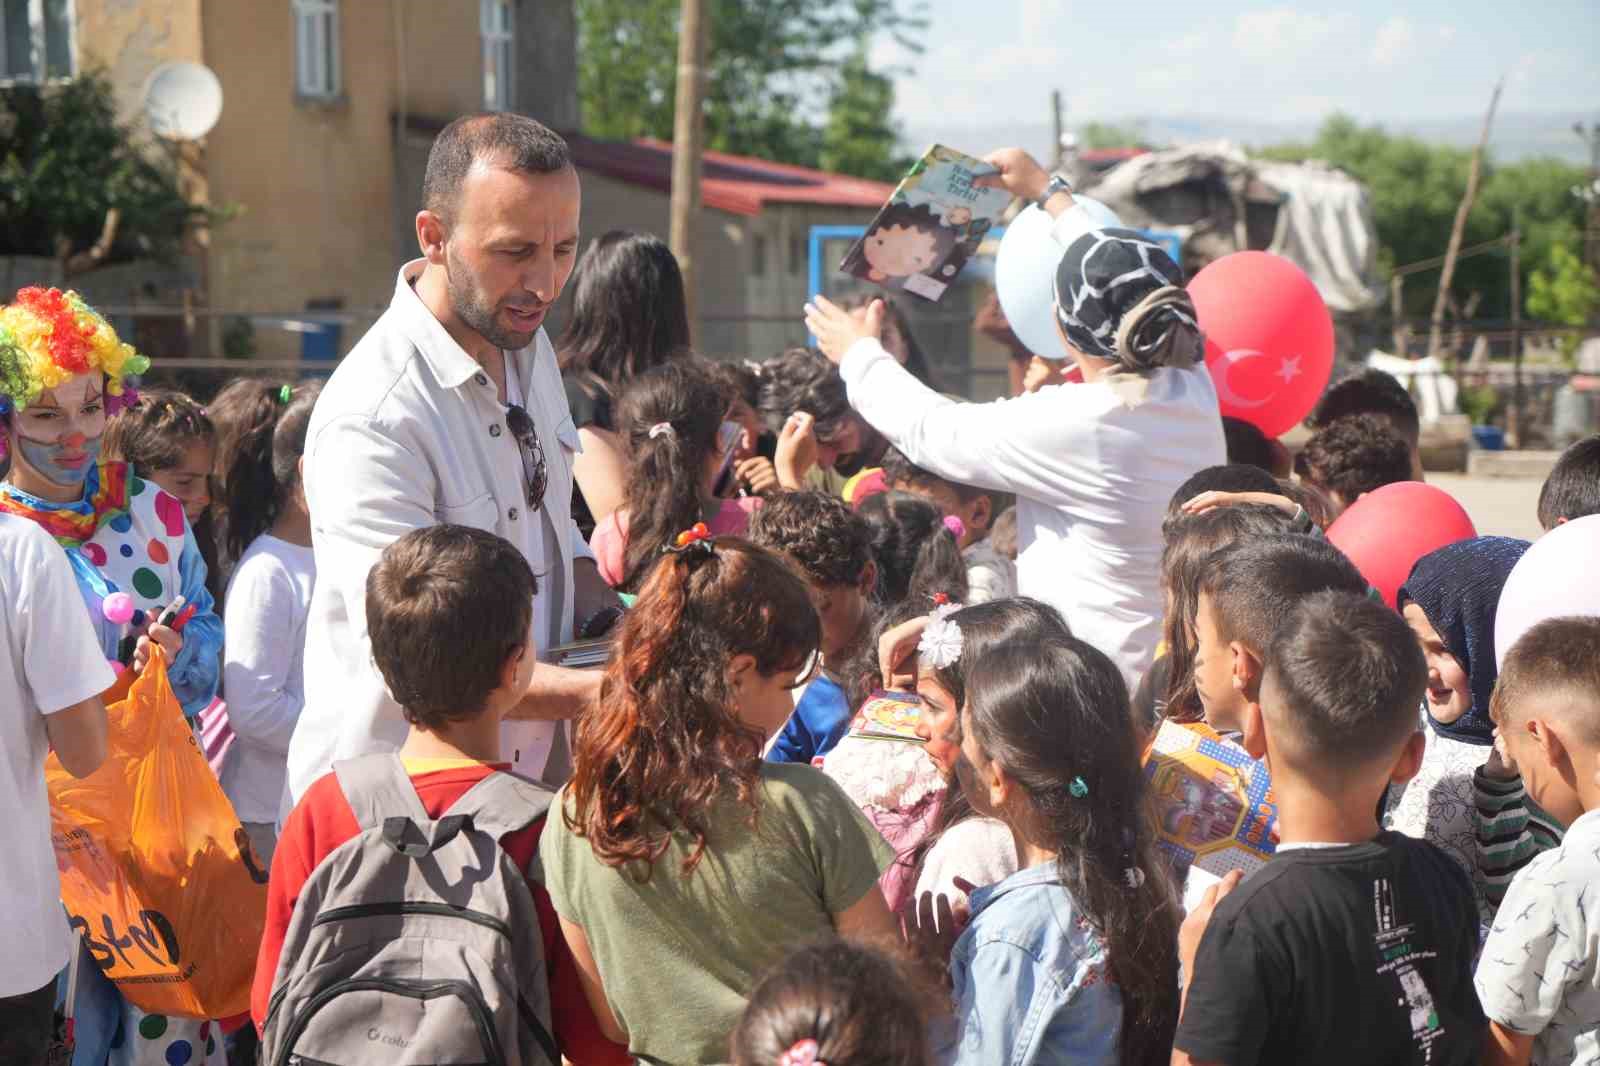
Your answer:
[1393,535,1554,922]
[805,148,1225,691]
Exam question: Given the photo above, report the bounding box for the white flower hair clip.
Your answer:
[918,592,964,669]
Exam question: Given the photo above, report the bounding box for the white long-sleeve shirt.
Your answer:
[221,534,315,823]
[839,341,1224,691]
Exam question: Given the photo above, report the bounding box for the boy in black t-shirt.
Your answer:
[1173,591,1486,1066]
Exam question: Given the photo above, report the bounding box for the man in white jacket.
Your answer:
[289,115,620,802]
[806,148,1225,692]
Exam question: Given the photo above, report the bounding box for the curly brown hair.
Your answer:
[567,537,820,879]
[1297,413,1412,504]
[745,490,872,588]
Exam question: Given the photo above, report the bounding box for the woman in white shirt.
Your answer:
[805,148,1225,689]
[217,382,321,863]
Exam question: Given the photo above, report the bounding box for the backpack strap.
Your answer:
[441,769,556,841]
[333,753,431,831]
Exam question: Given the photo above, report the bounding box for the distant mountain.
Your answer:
[901,111,1595,166]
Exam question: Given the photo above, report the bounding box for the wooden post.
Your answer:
[669,0,709,340]
[1051,90,1064,170]
[1509,206,1523,447]
[1427,80,1502,360]
[1390,274,1405,355]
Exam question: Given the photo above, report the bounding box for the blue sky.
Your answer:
[876,1,1600,159]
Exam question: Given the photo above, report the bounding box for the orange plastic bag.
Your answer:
[46,647,269,1019]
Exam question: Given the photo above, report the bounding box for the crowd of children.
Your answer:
[4,222,1600,1066]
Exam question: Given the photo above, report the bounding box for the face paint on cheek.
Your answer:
[18,433,102,486]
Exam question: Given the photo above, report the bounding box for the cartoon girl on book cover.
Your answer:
[843,201,959,286]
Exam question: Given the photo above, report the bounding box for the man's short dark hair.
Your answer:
[756,348,853,437]
[1299,414,1413,502]
[1264,590,1427,774]
[1537,435,1600,531]
[1163,463,1282,536]
[1197,534,1367,654]
[1308,368,1420,443]
[422,113,571,221]
[1493,616,1600,744]
[367,524,537,728]
[747,490,873,588]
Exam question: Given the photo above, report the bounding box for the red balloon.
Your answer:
[1188,251,1335,439]
[1325,482,1478,609]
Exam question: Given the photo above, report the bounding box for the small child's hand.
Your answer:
[733,456,780,497]
[131,623,183,674]
[774,412,818,489]
[1179,868,1244,980]
[902,887,971,987]
[1483,731,1519,780]
[1181,491,1299,518]
[878,616,931,690]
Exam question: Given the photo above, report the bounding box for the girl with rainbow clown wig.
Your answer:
[0,287,226,1065]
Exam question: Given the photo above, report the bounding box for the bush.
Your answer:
[0,70,207,263]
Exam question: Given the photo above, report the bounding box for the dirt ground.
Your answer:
[1426,474,1544,541]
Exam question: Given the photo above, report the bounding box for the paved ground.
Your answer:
[1426,474,1544,540]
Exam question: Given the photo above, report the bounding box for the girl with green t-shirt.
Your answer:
[540,531,899,1066]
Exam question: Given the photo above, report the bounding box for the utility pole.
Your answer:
[669,0,709,339]
[1428,79,1502,360]
[1051,90,1064,170]
[1509,206,1523,447]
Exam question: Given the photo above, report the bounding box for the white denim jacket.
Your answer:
[287,260,592,803]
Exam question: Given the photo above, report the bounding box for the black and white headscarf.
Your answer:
[1052,228,1203,372]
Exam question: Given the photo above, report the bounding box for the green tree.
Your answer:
[577,0,924,176]
[1260,115,1589,319]
[1527,244,1599,357]
[818,49,909,182]
[0,71,205,263]
[1077,121,1147,151]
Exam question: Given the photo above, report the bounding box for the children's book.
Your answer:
[1142,720,1280,878]
[848,690,925,742]
[539,638,611,670]
[838,145,1015,302]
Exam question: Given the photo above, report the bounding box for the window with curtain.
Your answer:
[1,0,75,83]
[480,0,514,111]
[292,0,339,99]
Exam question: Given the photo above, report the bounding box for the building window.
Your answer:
[293,0,340,99]
[752,233,768,278]
[1,0,75,83]
[481,0,514,111]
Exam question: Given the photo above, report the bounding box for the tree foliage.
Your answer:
[0,71,205,263]
[576,0,923,179]
[1261,114,1589,320]
[1528,244,1599,356]
[819,49,910,183]
[1077,122,1148,151]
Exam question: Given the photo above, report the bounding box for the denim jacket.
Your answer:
[940,862,1123,1066]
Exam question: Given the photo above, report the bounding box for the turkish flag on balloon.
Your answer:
[1188,252,1335,439]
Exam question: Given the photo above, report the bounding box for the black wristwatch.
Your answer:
[1037,174,1073,207]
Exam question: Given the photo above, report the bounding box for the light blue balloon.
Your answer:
[995,197,1124,360]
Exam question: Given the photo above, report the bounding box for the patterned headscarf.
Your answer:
[1398,535,1531,744]
[1052,228,1202,372]
[0,287,148,415]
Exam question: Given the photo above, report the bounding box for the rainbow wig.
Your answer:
[0,287,149,416]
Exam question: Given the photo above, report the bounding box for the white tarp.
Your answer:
[1084,143,1382,314]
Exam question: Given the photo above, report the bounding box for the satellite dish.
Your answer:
[143,62,223,141]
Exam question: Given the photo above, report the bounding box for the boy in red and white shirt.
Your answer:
[253,524,627,1065]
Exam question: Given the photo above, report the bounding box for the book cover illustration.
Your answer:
[848,690,925,742]
[838,145,1015,302]
[1143,720,1279,878]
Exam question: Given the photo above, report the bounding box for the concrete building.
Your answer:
[11,0,578,358]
